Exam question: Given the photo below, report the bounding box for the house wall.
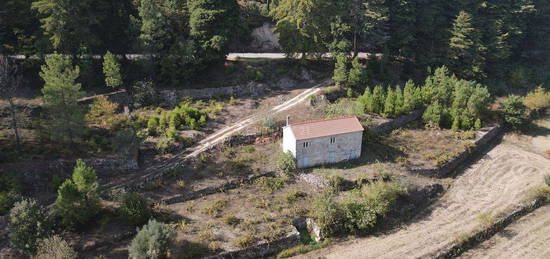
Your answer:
[282,126,297,156]
[295,131,363,168]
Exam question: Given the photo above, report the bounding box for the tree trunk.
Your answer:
[7,97,20,148]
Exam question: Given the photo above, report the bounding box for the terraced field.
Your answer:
[459,205,550,259]
[299,134,550,259]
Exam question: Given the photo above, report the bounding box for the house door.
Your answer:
[328,152,336,163]
[302,157,310,168]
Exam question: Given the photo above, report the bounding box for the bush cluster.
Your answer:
[119,192,151,226]
[8,199,51,255]
[358,80,422,118]
[128,220,176,259]
[0,175,21,215]
[311,181,405,237]
[277,151,297,176]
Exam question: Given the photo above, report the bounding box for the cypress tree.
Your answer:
[358,87,373,113]
[39,54,85,145]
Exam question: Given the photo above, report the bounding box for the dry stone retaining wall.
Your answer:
[204,226,300,259]
[433,198,547,259]
[410,124,504,178]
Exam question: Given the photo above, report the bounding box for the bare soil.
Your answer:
[296,130,550,259]
[458,204,550,259]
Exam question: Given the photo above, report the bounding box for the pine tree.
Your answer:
[138,0,170,53]
[451,116,460,131]
[402,79,415,113]
[383,87,396,118]
[31,0,99,52]
[333,54,348,87]
[448,11,486,80]
[474,118,481,130]
[372,85,385,114]
[103,51,123,89]
[54,160,100,227]
[395,86,404,116]
[358,87,372,113]
[348,57,367,88]
[39,54,85,145]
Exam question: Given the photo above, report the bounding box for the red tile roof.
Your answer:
[288,116,364,140]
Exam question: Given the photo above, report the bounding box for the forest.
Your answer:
[1,0,549,91]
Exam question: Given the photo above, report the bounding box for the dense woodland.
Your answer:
[1,0,549,90]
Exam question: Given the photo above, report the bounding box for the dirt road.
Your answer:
[459,204,550,259]
[298,138,550,259]
[106,79,333,190]
[185,78,333,158]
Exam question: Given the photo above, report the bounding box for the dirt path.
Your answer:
[458,204,550,259]
[297,139,550,259]
[105,79,333,190]
[185,78,332,158]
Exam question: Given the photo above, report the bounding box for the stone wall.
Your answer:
[432,198,547,259]
[205,226,300,259]
[161,171,275,205]
[78,89,131,111]
[373,109,424,134]
[159,82,272,105]
[409,124,503,178]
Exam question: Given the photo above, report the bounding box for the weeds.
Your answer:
[477,213,496,228]
[233,232,257,248]
[203,199,227,218]
[255,177,287,193]
[286,190,308,203]
[176,179,185,189]
[222,215,241,226]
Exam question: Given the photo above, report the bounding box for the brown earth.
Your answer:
[459,204,550,259]
[297,133,550,259]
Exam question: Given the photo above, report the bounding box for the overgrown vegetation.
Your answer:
[128,219,176,259]
[311,180,405,237]
[119,192,151,226]
[8,199,52,255]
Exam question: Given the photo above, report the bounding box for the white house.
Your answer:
[282,116,364,168]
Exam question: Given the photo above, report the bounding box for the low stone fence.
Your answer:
[160,82,272,105]
[161,171,275,205]
[204,226,300,259]
[409,124,504,178]
[432,198,547,259]
[373,109,424,134]
[0,151,139,192]
[78,89,131,110]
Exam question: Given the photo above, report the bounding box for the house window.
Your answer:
[330,137,336,144]
[303,142,309,148]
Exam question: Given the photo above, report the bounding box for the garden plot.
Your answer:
[387,121,474,169]
[298,132,550,259]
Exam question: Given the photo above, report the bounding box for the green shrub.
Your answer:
[326,175,345,192]
[54,160,100,227]
[147,117,159,135]
[545,175,550,187]
[49,175,65,192]
[8,199,51,255]
[278,152,297,175]
[119,192,151,226]
[156,136,176,154]
[286,190,308,203]
[255,177,287,193]
[0,176,21,215]
[243,145,255,153]
[129,220,176,259]
[132,81,157,108]
[502,95,528,129]
[312,194,345,237]
[35,235,78,259]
